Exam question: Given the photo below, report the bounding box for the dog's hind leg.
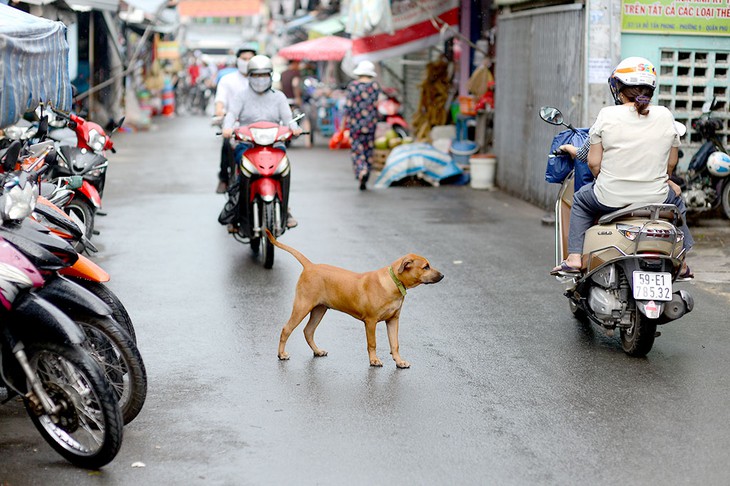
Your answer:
[278,301,313,360]
[303,304,328,357]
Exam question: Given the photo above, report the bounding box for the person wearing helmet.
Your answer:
[213,44,257,194]
[222,54,302,231]
[552,57,695,279]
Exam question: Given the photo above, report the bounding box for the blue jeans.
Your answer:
[568,182,694,254]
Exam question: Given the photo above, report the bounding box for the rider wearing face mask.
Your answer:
[221,55,302,232]
[213,45,257,194]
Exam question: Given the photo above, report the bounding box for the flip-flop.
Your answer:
[676,264,694,281]
[550,261,582,276]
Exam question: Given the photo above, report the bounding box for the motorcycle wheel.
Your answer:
[76,315,147,425]
[261,202,276,269]
[23,341,123,469]
[66,198,95,240]
[70,279,137,343]
[620,312,657,357]
[721,181,730,220]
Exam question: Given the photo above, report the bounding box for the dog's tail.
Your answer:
[265,229,312,268]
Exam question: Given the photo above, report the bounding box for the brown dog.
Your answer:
[266,230,444,368]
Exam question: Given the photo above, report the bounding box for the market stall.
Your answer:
[0,4,72,127]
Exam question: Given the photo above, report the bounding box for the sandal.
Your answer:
[550,261,582,276]
[677,264,694,281]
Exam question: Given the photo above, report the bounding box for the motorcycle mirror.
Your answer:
[1,140,21,172]
[36,116,49,140]
[114,116,125,132]
[539,106,564,126]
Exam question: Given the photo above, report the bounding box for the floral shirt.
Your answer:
[344,80,381,136]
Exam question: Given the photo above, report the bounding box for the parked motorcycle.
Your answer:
[0,160,146,424]
[224,119,301,268]
[671,98,730,219]
[0,228,123,469]
[46,105,123,237]
[541,106,694,356]
[377,87,409,139]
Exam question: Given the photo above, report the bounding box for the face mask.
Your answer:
[237,59,249,75]
[249,76,272,93]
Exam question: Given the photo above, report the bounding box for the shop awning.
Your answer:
[0,4,71,127]
[349,0,459,63]
[278,35,352,61]
[22,0,120,10]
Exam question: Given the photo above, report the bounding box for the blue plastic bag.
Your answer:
[545,127,592,190]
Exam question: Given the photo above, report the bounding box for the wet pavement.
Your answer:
[1,114,730,484]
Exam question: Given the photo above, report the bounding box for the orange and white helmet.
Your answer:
[609,57,657,105]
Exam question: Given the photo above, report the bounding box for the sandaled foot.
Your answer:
[550,261,582,276]
[677,264,694,282]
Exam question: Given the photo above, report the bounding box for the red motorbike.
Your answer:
[225,121,297,268]
[47,106,123,237]
[377,87,409,139]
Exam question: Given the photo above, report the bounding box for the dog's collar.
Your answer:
[388,266,407,297]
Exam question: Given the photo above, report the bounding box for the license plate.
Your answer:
[632,271,672,301]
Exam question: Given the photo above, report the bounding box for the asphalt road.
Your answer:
[1,115,730,485]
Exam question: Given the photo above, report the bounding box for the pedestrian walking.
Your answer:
[342,60,382,190]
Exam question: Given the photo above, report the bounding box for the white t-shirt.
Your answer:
[589,104,680,207]
[214,71,249,110]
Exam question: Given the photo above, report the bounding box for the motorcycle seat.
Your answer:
[598,202,683,226]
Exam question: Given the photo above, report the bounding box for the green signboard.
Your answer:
[622,0,730,36]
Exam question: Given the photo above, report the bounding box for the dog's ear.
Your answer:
[398,258,413,274]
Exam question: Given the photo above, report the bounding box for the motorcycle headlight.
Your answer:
[0,182,37,221]
[250,127,279,146]
[241,155,258,176]
[88,129,107,152]
[616,223,640,241]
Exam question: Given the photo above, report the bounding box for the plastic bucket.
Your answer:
[450,140,479,169]
[470,154,497,189]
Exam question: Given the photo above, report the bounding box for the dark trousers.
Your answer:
[219,138,234,183]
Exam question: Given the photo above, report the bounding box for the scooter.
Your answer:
[540,106,694,356]
[0,237,124,468]
[377,87,409,139]
[0,160,146,424]
[670,97,730,219]
[223,117,302,269]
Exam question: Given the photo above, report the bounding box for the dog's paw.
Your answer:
[278,352,290,361]
[370,357,383,367]
[396,360,411,369]
[313,349,328,357]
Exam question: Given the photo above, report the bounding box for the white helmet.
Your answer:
[707,151,730,178]
[609,57,657,105]
[247,55,273,75]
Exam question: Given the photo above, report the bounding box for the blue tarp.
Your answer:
[0,4,72,128]
[374,143,463,188]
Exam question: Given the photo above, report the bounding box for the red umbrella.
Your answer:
[278,36,352,61]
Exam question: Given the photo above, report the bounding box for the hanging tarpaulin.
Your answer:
[0,4,72,128]
[349,0,459,63]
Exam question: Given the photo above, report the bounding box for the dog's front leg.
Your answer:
[386,317,410,368]
[364,320,382,367]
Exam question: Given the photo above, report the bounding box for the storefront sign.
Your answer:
[622,0,730,36]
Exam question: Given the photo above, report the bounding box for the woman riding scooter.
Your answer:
[221,55,302,233]
[552,57,694,279]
